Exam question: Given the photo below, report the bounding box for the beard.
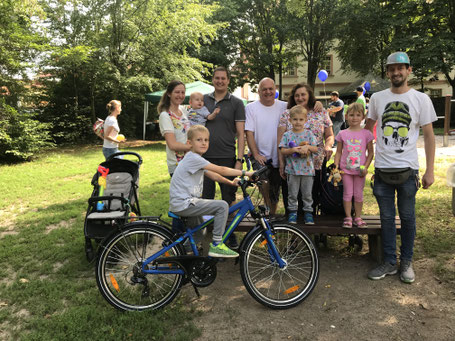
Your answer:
[390,76,406,88]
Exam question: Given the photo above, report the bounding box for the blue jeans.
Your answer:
[373,170,419,264]
[103,147,119,160]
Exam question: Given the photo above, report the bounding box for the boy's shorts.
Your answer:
[250,157,281,204]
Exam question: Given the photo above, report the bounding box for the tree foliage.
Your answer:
[287,0,341,89]
[39,0,221,142]
[0,100,54,162]
[335,0,455,96]
[0,0,45,105]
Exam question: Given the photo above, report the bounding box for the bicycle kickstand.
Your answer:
[191,282,201,298]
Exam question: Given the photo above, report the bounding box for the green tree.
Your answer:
[0,0,45,105]
[287,0,341,89]
[196,0,299,97]
[233,0,299,88]
[400,0,455,96]
[0,100,54,162]
[334,0,401,79]
[40,0,220,142]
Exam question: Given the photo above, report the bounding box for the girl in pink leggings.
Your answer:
[334,103,374,228]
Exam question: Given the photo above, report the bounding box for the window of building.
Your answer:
[429,88,442,98]
[284,66,297,77]
[320,55,333,75]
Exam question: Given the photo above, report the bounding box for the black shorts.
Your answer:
[250,157,281,204]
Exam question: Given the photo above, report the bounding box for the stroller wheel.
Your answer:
[354,235,363,250]
[85,239,95,262]
[313,233,327,248]
[348,235,363,251]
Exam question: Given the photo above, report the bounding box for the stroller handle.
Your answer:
[107,151,143,165]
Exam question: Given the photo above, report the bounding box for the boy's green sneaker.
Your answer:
[208,243,239,258]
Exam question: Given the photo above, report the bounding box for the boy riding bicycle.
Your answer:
[169,125,254,258]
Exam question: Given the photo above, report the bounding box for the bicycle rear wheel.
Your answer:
[240,224,319,309]
[96,224,184,311]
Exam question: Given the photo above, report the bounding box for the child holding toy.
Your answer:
[334,103,374,228]
[188,92,220,126]
[279,105,318,225]
[169,125,254,257]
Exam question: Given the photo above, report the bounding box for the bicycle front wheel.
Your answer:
[96,224,184,311]
[240,224,319,309]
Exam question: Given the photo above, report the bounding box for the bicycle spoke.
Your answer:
[240,225,319,309]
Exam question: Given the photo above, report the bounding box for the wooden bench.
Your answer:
[231,215,401,262]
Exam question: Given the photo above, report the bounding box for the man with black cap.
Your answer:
[328,91,344,145]
[365,51,437,284]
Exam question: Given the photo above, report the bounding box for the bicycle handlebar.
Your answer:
[239,163,271,197]
[251,165,269,182]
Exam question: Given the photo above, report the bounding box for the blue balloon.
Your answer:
[275,90,279,99]
[318,70,328,82]
[364,82,371,92]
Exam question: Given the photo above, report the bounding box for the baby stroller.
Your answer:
[318,160,344,216]
[84,151,142,261]
[316,159,363,249]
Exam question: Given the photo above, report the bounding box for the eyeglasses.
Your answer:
[383,125,408,137]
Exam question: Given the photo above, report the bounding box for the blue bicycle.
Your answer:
[95,167,319,310]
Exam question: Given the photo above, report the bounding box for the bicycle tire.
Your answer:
[240,224,319,309]
[96,223,184,311]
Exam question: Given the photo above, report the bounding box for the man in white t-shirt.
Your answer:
[365,51,437,284]
[245,78,287,215]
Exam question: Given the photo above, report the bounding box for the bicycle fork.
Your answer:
[259,218,286,269]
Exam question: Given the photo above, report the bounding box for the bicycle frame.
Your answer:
[140,190,286,275]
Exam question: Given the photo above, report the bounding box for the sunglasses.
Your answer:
[383,125,408,138]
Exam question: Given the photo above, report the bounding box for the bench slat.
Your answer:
[229,215,401,235]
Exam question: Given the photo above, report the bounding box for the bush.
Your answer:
[42,105,94,144]
[0,101,55,162]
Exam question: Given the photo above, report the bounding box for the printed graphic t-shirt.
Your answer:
[336,129,374,175]
[367,88,437,169]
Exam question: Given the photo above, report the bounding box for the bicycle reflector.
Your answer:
[284,285,300,295]
[110,274,120,293]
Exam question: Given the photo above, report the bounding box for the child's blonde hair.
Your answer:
[187,124,209,140]
[346,102,365,118]
[289,105,308,119]
[189,92,204,102]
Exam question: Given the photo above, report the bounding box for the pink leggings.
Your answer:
[342,173,366,202]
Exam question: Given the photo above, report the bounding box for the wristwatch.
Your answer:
[236,158,244,163]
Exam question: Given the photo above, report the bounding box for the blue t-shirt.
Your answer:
[279,130,317,176]
[329,99,344,123]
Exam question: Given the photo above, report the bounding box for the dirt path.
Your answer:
[179,249,455,341]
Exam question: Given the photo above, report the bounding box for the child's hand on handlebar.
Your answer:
[232,178,241,186]
[245,171,255,178]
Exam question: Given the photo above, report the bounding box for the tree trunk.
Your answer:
[278,60,283,100]
[90,83,96,123]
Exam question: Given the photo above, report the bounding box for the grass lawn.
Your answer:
[0,142,200,340]
[1,140,454,339]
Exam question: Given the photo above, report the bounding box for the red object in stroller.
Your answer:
[84,152,142,261]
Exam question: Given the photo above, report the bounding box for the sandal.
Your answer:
[342,217,352,228]
[354,217,368,227]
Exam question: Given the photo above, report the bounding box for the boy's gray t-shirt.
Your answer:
[169,151,210,212]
